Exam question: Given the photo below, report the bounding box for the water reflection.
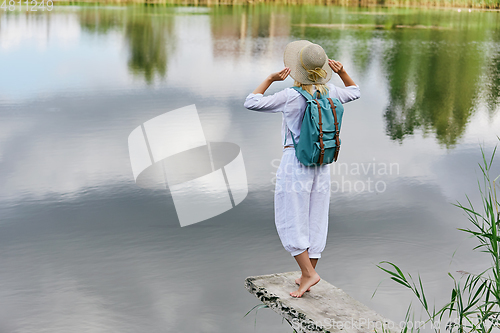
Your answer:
[382,29,485,147]
[71,6,500,145]
[125,10,174,83]
[79,7,176,84]
[80,7,125,35]
[210,6,291,58]
[484,40,500,115]
[281,7,500,146]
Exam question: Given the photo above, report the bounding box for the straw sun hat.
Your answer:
[283,40,332,85]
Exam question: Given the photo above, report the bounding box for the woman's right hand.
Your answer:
[268,67,291,82]
[252,67,291,94]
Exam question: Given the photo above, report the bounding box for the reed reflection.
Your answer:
[210,6,291,58]
[80,7,126,34]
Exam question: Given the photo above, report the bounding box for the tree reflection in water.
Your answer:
[126,9,175,84]
[77,5,500,145]
[80,6,175,84]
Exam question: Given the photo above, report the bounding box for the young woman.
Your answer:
[244,40,360,298]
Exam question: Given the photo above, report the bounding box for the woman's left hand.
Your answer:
[329,59,357,87]
[328,59,345,74]
[268,67,291,82]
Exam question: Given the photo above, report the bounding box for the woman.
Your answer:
[244,40,360,298]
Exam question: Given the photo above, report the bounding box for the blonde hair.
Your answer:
[293,81,329,97]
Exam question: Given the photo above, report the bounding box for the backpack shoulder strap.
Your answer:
[327,97,341,162]
[315,96,325,164]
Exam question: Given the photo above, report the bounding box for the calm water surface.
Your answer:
[1,5,500,332]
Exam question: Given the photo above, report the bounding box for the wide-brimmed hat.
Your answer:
[283,40,332,85]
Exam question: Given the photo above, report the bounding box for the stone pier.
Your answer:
[245,271,398,333]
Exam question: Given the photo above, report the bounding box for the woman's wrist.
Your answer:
[337,70,356,87]
[252,77,273,94]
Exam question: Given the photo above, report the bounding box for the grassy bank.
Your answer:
[51,0,500,11]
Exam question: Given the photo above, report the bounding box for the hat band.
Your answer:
[299,46,327,82]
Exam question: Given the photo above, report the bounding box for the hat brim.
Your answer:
[283,40,332,85]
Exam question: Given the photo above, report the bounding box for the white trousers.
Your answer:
[274,148,331,258]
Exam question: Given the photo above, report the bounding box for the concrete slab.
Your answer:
[245,271,398,333]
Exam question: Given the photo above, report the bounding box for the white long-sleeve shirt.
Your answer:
[244,83,360,148]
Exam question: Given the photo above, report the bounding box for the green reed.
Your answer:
[50,0,500,10]
[374,139,500,333]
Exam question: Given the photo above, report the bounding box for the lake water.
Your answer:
[1,4,500,332]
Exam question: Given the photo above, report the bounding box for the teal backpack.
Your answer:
[285,86,344,167]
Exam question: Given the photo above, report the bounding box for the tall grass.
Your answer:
[375,139,500,333]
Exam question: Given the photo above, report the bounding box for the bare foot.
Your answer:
[290,273,320,298]
[295,276,311,292]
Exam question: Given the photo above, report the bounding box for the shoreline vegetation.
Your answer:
[375,142,500,333]
[50,0,500,11]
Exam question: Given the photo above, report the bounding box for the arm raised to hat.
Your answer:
[328,60,356,87]
[252,67,291,94]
